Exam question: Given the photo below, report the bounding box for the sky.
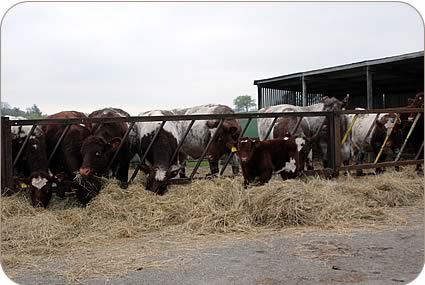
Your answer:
[0,1,423,115]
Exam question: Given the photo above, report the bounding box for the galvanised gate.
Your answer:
[1,108,423,193]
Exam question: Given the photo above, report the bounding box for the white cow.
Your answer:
[349,108,401,174]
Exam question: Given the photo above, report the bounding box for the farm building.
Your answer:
[254,51,424,109]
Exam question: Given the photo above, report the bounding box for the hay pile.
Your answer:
[1,169,423,276]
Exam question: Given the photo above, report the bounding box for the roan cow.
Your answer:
[135,110,182,194]
[172,104,241,177]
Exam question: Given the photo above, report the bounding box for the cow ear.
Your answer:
[109,137,122,151]
[207,120,219,129]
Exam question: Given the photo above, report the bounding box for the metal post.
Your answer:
[190,119,224,179]
[129,121,166,183]
[1,117,14,193]
[333,113,342,174]
[105,121,136,173]
[258,86,263,109]
[366,66,373,110]
[219,117,253,176]
[47,124,71,164]
[12,124,37,167]
[302,76,307,107]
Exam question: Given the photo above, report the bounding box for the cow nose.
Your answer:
[79,167,93,176]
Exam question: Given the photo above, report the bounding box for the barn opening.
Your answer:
[254,51,424,109]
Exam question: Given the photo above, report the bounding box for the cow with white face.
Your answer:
[135,110,182,194]
[258,95,350,171]
[8,116,54,207]
[172,104,242,177]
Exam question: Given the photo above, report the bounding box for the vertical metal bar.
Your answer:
[219,117,253,176]
[190,119,224,179]
[395,112,421,162]
[129,121,166,183]
[258,86,263,110]
[1,117,14,193]
[12,124,37,167]
[265,116,279,140]
[366,66,373,110]
[105,121,136,173]
[302,76,307,107]
[48,124,71,164]
[333,113,342,173]
[168,120,195,166]
[414,141,424,160]
[327,113,337,175]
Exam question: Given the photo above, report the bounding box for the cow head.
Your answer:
[322,95,350,111]
[237,137,259,163]
[206,119,241,160]
[145,165,181,195]
[16,171,55,208]
[80,135,122,176]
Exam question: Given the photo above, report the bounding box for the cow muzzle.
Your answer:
[79,167,94,176]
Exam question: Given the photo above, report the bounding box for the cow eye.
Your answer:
[96,152,101,156]
[217,138,223,142]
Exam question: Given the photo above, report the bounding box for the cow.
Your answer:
[350,110,401,175]
[258,95,350,171]
[79,108,138,190]
[272,113,316,171]
[237,136,300,188]
[8,116,53,207]
[172,104,242,177]
[42,111,92,203]
[401,92,424,172]
[135,110,182,194]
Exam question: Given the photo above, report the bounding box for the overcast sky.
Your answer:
[1,2,423,115]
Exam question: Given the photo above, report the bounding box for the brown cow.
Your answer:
[79,108,138,189]
[237,137,300,188]
[42,111,92,203]
[11,121,53,207]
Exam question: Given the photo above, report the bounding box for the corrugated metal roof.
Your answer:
[254,51,424,85]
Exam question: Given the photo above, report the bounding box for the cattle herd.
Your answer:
[6,92,424,208]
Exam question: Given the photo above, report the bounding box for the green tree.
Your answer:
[26,104,44,119]
[233,95,256,112]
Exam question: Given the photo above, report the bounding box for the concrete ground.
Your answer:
[6,207,424,285]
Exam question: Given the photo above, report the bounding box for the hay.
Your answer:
[1,168,423,280]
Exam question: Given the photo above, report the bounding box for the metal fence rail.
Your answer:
[2,107,423,193]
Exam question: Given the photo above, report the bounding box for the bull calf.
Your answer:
[237,137,300,188]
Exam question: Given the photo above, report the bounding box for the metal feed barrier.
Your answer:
[1,108,423,193]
